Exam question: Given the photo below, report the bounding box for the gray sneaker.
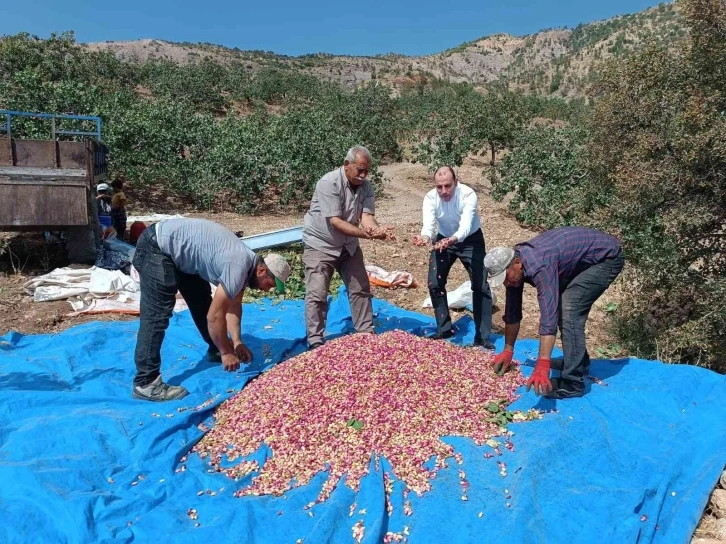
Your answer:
[132,376,188,402]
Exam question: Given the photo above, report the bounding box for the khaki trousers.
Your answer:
[302,245,373,345]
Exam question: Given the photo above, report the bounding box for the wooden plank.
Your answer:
[0,138,11,166]
[0,166,85,177]
[58,141,87,170]
[0,184,88,227]
[0,178,88,186]
[13,140,56,168]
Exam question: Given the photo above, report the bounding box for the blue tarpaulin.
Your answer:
[1,289,724,543]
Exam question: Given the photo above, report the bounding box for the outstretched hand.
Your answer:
[411,235,430,247]
[366,226,396,241]
[433,236,457,251]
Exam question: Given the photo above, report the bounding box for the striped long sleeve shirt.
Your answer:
[503,226,622,335]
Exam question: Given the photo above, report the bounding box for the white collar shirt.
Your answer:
[420,183,480,242]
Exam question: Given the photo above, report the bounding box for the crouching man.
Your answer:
[132,218,291,402]
[485,226,624,399]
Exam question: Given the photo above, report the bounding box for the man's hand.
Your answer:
[492,347,514,375]
[433,236,457,251]
[234,342,253,363]
[365,226,396,240]
[525,358,553,396]
[412,235,431,247]
[364,226,384,239]
[221,353,241,372]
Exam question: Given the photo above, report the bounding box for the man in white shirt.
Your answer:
[413,167,494,349]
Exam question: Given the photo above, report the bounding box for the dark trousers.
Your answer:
[428,229,493,343]
[132,227,214,387]
[558,249,625,386]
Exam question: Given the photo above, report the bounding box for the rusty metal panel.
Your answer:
[12,140,56,168]
[57,141,87,170]
[0,138,11,166]
[0,183,88,227]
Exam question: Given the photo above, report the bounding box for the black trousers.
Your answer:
[427,229,493,343]
[132,227,215,387]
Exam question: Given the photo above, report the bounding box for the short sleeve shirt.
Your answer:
[302,167,375,256]
[155,218,258,299]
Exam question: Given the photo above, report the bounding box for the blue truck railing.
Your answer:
[0,110,102,141]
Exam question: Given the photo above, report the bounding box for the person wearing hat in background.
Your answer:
[484,226,624,399]
[131,218,291,402]
[96,182,113,237]
[412,166,494,349]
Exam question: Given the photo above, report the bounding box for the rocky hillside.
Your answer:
[85,2,686,98]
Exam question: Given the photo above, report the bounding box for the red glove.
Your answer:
[492,347,514,375]
[526,358,552,396]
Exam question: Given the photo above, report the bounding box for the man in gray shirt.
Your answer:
[302,146,388,349]
[131,218,291,402]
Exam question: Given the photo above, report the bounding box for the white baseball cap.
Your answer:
[484,247,515,288]
[263,253,291,294]
[96,182,111,193]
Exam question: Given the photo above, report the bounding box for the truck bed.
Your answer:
[0,166,87,180]
[0,166,90,228]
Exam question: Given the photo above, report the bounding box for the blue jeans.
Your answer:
[558,249,625,386]
[132,227,214,387]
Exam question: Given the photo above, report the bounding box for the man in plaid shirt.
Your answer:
[484,226,624,399]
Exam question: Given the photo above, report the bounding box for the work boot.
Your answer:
[550,357,590,376]
[550,356,564,371]
[473,339,496,351]
[544,377,584,400]
[428,330,454,340]
[308,342,323,351]
[132,376,188,402]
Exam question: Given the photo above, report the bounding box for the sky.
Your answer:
[1,0,667,57]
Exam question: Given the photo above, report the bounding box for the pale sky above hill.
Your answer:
[2,0,667,56]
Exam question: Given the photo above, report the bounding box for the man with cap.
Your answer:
[412,166,494,349]
[484,226,624,399]
[131,218,291,401]
[96,182,112,214]
[302,145,389,350]
[96,182,113,235]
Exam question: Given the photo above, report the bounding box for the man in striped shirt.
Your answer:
[484,226,624,399]
[413,166,494,349]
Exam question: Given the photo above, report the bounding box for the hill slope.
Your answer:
[85,2,686,97]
